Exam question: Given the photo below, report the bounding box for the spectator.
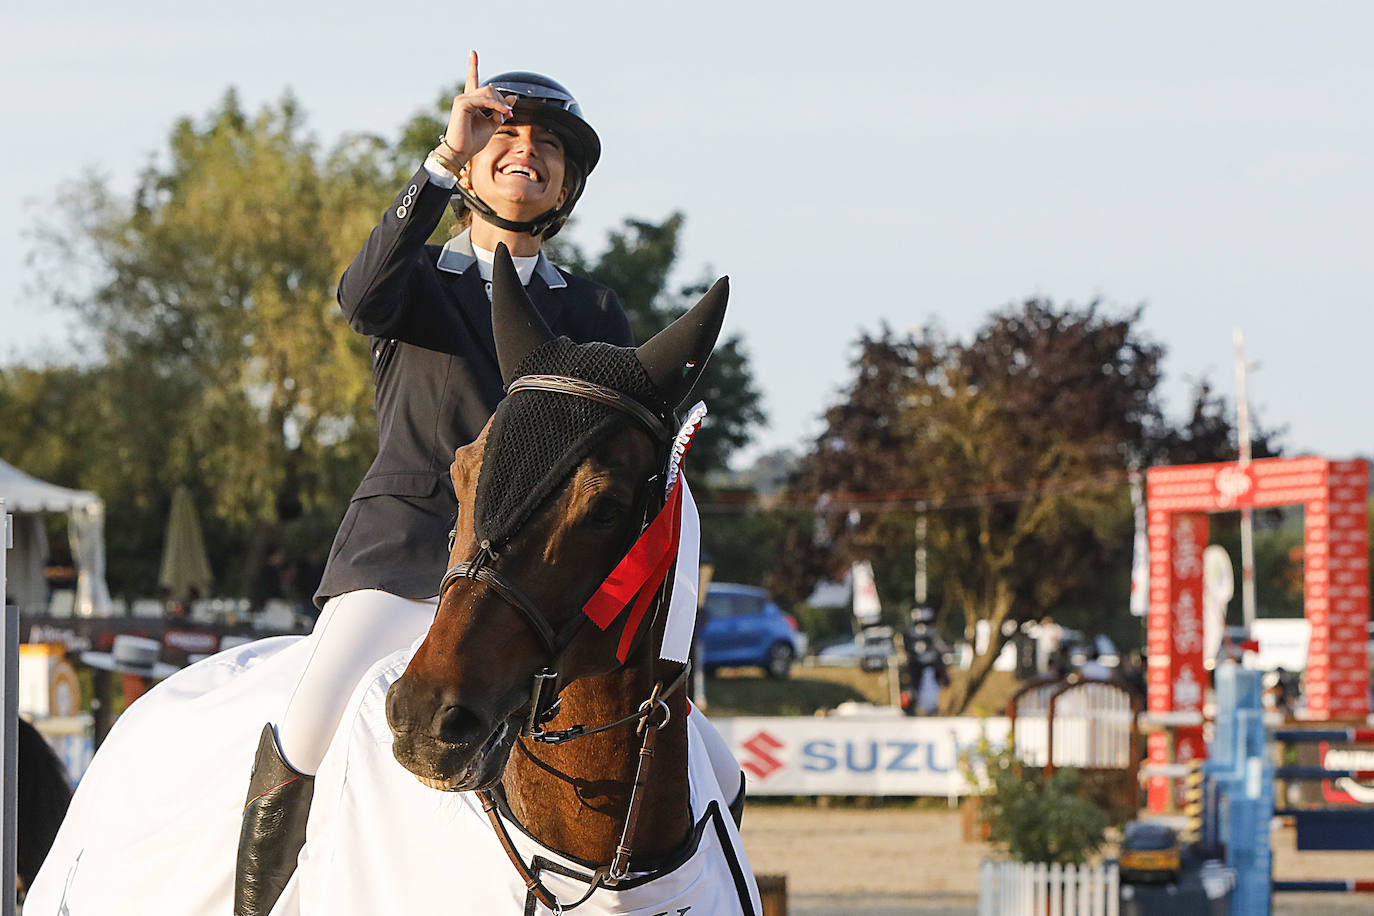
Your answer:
[1011,621,1038,680]
[1264,667,1300,718]
[1077,639,1112,681]
[902,608,949,716]
[1118,649,1147,697]
[1033,615,1064,676]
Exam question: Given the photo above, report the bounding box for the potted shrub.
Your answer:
[968,740,1108,864]
[965,739,1112,912]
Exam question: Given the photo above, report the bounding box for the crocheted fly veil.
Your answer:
[479,243,729,554]
[473,338,668,548]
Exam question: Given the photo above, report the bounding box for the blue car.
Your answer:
[696,583,803,679]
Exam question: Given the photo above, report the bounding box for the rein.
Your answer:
[479,663,692,915]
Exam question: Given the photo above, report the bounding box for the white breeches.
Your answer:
[277,589,438,773]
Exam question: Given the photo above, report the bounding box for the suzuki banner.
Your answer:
[711,715,1010,796]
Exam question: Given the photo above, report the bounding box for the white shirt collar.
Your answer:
[470,242,538,285]
[435,229,567,289]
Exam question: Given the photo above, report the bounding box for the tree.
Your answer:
[0,362,201,597]
[794,301,1169,712]
[23,90,399,594]
[1153,379,1283,466]
[789,300,1293,711]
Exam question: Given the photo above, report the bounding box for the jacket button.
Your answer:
[396,204,408,219]
[402,193,414,207]
[408,184,419,196]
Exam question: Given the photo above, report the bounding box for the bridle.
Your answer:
[436,372,691,913]
[438,372,678,737]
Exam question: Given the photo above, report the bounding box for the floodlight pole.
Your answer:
[2,500,16,916]
[1233,329,1257,631]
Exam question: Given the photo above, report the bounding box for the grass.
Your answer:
[699,668,870,716]
[698,661,1023,717]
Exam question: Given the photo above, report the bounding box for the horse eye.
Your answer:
[588,499,627,527]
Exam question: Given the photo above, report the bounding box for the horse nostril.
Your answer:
[385,678,420,733]
[387,677,490,747]
[433,702,486,746]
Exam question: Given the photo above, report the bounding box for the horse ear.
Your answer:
[491,242,555,386]
[635,277,729,407]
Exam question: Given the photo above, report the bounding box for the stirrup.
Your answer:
[233,723,315,916]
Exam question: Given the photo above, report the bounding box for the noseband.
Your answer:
[438,373,677,737]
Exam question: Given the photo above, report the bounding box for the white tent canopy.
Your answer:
[0,458,112,616]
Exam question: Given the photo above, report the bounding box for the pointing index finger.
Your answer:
[466,50,480,94]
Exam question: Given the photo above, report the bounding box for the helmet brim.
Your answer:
[508,101,601,176]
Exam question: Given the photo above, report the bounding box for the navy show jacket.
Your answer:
[314,166,632,607]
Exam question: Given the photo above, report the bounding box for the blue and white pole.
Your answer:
[1208,662,1273,916]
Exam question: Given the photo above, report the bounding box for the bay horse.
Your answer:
[376,244,756,913]
[26,245,758,915]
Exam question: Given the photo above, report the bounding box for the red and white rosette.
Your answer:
[581,403,707,663]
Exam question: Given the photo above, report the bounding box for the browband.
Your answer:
[507,374,676,443]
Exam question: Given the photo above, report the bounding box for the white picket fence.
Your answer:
[978,860,1119,916]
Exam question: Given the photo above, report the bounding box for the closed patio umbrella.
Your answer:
[158,485,212,601]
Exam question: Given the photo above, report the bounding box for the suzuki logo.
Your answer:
[739,731,785,780]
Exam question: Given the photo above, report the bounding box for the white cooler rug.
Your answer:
[25,636,761,916]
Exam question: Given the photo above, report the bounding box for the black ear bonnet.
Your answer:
[473,338,673,549]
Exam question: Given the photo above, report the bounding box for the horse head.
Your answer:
[385,244,727,791]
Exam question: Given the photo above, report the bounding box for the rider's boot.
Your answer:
[234,723,315,916]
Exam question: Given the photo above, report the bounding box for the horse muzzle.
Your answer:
[384,676,520,791]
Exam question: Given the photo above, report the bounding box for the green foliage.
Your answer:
[698,506,792,585]
[787,301,1283,712]
[791,603,855,647]
[966,740,1108,865]
[700,674,868,717]
[793,304,1168,710]
[18,90,397,594]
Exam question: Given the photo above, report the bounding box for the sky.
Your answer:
[3,1,1371,467]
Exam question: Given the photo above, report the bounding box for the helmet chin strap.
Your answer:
[455,182,566,238]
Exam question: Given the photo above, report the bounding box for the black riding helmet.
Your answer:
[452,71,601,239]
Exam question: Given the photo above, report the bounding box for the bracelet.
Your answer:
[430,148,464,179]
[438,134,461,156]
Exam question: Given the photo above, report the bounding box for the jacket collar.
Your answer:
[435,229,567,289]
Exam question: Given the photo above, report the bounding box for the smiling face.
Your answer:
[463,122,569,223]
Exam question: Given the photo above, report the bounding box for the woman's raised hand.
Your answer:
[440,51,516,166]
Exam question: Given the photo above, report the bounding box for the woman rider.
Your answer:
[234,52,632,916]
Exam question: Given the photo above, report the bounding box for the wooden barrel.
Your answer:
[756,873,787,916]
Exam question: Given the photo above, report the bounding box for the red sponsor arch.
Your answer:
[1144,457,1370,810]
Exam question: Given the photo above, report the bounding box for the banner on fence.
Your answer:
[711,714,1010,796]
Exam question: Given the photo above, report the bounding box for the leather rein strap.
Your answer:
[479,664,691,914]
